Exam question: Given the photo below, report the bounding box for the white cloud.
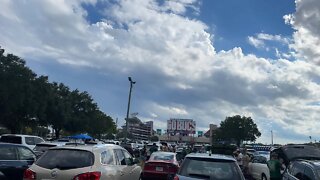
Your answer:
[248,33,290,50]
[248,36,265,48]
[285,0,320,64]
[1,0,320,144]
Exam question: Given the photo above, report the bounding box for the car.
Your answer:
[248,154,270,180]
[33,141,67,157]
[0,143,37,180]
[142,151,179,180]
[282,159,320,180]
[270,144,320,167]
[174,153,245,180]
[23,144,142,180]
[0,134,45,150]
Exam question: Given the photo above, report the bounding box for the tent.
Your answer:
[68,134,93,140]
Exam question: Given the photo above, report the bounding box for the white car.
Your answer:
[24,144,142,180]
[248,154,270,180]
[0,134,45,150]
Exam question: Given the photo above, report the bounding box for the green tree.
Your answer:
[0,48,38,133]
[215,115,261,146]
[45,82,72,138]
[150,136,159,142]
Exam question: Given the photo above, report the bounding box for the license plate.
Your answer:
[156,166,163,171]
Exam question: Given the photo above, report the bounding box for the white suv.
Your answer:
[0,134,45,150]
[24,144,142,180]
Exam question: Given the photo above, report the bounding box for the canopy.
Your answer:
[68,134,93,140]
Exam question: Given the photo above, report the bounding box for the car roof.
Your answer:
[36,141,66,146]
[1,134,43,138]
[50,143,123,151]
[185,153,236,161]
[0,142,31,148]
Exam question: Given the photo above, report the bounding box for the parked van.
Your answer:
[0,134,45,150]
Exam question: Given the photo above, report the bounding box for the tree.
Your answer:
[45,82,72,138]
[150,136,159,142]
[215,115,261,146]
[0,48,38,133]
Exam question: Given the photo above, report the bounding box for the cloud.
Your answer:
[1,0,320,144]
[284,0,320,64]
[248,33,290,49]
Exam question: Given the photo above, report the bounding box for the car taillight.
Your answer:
[23,169,36,180]
[143,162,152,170]
[73,172,101,180]
[173,175,179,180]
[168,164,179,173]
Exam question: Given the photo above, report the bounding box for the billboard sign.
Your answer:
[167,119,196,135]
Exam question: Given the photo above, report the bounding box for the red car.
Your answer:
[142,151,180,180]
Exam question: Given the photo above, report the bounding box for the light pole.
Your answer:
[271,130,274,146]
[124,77,136,143]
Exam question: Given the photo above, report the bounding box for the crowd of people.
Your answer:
[233,148,285,180]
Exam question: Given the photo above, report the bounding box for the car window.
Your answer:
[35,149,94,170]
[122,150,133,165]
[150,153,174,161]
[0,146,18,160]
[179,158,242,180]
[304,166,316,180]
[101,150,114,165]
[114,149,126,165]
[0,136,22,144]
[17,147,35,160]
[25,137,35,145]
[34,137,44,144]
[290,162,306,179]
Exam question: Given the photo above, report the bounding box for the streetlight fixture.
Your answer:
[124,77,136,142]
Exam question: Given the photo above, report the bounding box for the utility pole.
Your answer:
[124,77,136,143]
[271,130,273,146]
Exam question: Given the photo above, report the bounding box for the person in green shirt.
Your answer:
[267,153,282,180]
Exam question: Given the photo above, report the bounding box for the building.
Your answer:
[126,120,153,141]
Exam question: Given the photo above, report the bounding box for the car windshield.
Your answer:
[35,149,94,170]
[179,158,243,180]
[150,153,174,161]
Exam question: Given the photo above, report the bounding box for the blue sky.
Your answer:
[1,0,320,144]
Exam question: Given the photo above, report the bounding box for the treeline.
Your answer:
[0,47,116,139]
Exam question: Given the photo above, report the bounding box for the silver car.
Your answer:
[23,144,142,180]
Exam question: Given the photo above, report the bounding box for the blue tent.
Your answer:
[69,134,93,140]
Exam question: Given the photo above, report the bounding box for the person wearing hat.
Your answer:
[267,153,282,180]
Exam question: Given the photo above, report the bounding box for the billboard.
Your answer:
[167,118,196,135]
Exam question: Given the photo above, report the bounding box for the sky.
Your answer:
[1,0,320,145]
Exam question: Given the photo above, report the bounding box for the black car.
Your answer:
[0,143,36,180]
[270,144,320,166]
[282,159,320,180]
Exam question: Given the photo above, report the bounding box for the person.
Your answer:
[267,153,282,180]
[149,143,158,155]
[200,145,206,153]
[242,149,251,177]
[236,149,243,169]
